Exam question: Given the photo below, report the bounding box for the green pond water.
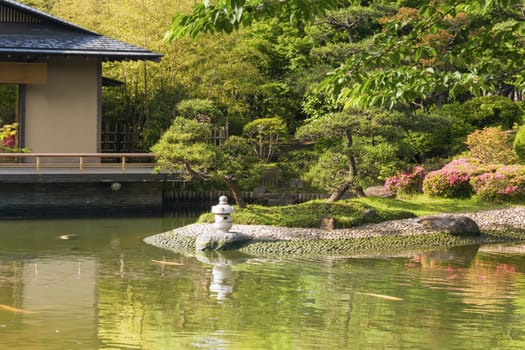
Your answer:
[1,216,525,350]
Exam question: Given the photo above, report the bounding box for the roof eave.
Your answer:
[0,48,162,62]
[1,0,98,35]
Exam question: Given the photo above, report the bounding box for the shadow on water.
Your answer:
[422,244,480,267]
[405,244,480,269]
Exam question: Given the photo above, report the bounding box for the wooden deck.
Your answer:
[0,152,182,183]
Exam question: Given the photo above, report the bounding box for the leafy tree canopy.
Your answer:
[152,117,258,207]
[167,0,525,112]
[321,0,525,110]
[165,0,342,40]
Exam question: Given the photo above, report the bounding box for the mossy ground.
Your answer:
[156,196,525,256]
[198,195,511,229]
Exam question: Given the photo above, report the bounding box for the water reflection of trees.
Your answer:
[0,259,24,324]
[94,246,525,349]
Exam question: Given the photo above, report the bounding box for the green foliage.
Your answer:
[420,103,475,157]
[461,96,524,130]
[278,149,318,179]
[198,199,416,228]
[198,194,509,228]
[152,117,261,205]
[151,117,215,175]
[165,0,343,40]
[412,98,524,161]
[0,85,17,123]
[243,117,288,162]
[296,111,358,141]
[319,1,525,110]
[296,109,425,195]
[227,115,249,135]
[514,125,525,162]
[28,0,525,187]
[141,88,187,149]
[176,98,224,124]
[303,150,351,194]
[355,139,402,185]
[309,4,397,46]
[217,135,259,188]
[465,127,517,165]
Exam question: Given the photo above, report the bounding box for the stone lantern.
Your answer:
[195,195,249,251]
[212,196,234,233]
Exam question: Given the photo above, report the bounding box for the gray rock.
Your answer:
[365,186,395,198]
[416,215,481,236]
[195,232,251,251]
[363,209,378,221]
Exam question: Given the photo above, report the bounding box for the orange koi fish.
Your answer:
[355,292,404,301]
[151,260,184,266]
[0,304,33,314]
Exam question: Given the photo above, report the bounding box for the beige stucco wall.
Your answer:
[24,57,101,155]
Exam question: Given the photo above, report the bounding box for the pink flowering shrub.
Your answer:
[423,170,473,198]
[385,166,425,194]
[440,158,491,175]
[422,158,525,202]
[471,165,525,202]
[422,158,487,198]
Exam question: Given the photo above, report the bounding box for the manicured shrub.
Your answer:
[422,158,487,198]
[424,104,474,157]
[423,170,472,198]
[514,125,525,163]
[384,166,425,194]
[420,97,524,161]
[465,127,517,164]
[439,158,489,175]
[461,96,524,130]
[278,150,318,179]
[471,165,525,202]
[243,117,288,162]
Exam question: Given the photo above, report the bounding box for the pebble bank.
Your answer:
[144,206,525,255]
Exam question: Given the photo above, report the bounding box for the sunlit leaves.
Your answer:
[320,0,525,110]
[152,117,215,174]
[165,0,343,40]
[330,67,492,111]
[243,117,288,162]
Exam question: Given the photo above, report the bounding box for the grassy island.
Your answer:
[197,195,510,229]
[136,196,525,256]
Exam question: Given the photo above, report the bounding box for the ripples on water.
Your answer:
[1,218,525,349]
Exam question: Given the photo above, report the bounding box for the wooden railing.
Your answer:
[0,152,155,172]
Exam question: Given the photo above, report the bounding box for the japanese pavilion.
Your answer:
[0,0,177,217]
[0,0,161,154]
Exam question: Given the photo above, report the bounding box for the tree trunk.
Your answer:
[328,183,350,203]
[355,186,366,197]
[223,175,246,208]
[326,131,365,203]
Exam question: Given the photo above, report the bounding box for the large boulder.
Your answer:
[195,231,251,251]
[416,215,480,236]
[365,185,395,198]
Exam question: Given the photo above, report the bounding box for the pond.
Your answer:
[1,216,525,349]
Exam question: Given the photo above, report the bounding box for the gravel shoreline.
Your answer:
[144,206,525,254]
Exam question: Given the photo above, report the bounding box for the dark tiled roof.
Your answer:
[0,0,161,62]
